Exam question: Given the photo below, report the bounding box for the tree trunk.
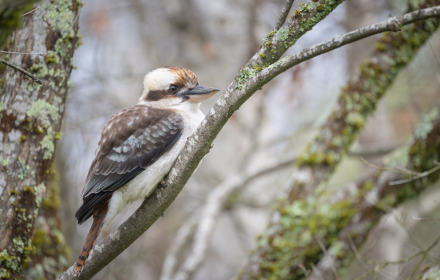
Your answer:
[0,0,80,278]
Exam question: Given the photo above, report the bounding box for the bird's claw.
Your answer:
[160,179,168,187]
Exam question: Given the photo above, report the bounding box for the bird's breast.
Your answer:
[118,108,204,203]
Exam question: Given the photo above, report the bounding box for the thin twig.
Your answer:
[359,158,412,175]
[160,215,199,280]
[394,214,425,252]
[316,238,340,280]
[274,0,295,30]
[389,164,440,185]
[409,234,440,278]
[411,216,440,221]
[359,158,440,185]
[298,262,310,279]
[0,51,44,56]
[348,145,398,158]
[21,4,47,17]
[347,235,369,271]
[0,58,42,85]
[354,234,440,280]
[310,262,324,280]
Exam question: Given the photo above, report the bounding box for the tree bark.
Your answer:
[56,1,348,279]
[0,0,80,278]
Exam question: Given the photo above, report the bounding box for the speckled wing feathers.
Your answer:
[75,105,183,224]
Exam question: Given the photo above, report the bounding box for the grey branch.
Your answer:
[307,111,440,280]
[274,0,294,30]
[254,6,440,85]
[161,215,199,280]
[56,5,440,280]
[0,58,42,85]
[164,157,296,280]
[347,145,399,158]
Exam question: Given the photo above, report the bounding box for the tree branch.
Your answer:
[56,3,440,280]
[308,108,440,280]
[253,5,440,93]
[0,58,43,84]
[238,1,440,279]
[160,214,199,280]
[244,0,347,70]
[274,0,294,30]
[165,157,296,280]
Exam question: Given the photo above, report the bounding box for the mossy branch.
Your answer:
[245,0,347,71]
[238,1,440,279]
[253,5,440,92]
[274,0,295,30]
[307,107,440,280]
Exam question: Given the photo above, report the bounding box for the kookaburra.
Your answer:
[74,67,218,273]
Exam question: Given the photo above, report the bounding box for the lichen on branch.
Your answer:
[237,1,440,279]
[0,0,81,278]
[239,0,346,84]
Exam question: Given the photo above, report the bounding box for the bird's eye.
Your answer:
[169,85,178,93]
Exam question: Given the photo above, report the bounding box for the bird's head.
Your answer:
[139,67,219,106]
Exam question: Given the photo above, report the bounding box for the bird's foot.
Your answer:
[160,179,168,187]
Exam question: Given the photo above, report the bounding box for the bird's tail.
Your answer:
[74,198,110,274]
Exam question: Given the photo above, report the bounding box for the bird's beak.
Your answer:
[180,85,219,102]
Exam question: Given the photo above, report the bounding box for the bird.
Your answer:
[74,67,219,273]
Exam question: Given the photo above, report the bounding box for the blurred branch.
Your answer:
[274,0,294,30]
[306,110,440,280]
[160,215,199,280]
[360,158,440,185]
[163,157,296,280]
[347,145,398,158]
[238,1,440,279]
[0,58,42,84]
[249,106,440,280]
[56,2,440,280]
[316,237,340,280]
[355,234,440,280]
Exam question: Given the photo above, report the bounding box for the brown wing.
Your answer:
[75,104,183,224]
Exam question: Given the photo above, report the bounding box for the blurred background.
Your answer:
[54,0,440,279]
